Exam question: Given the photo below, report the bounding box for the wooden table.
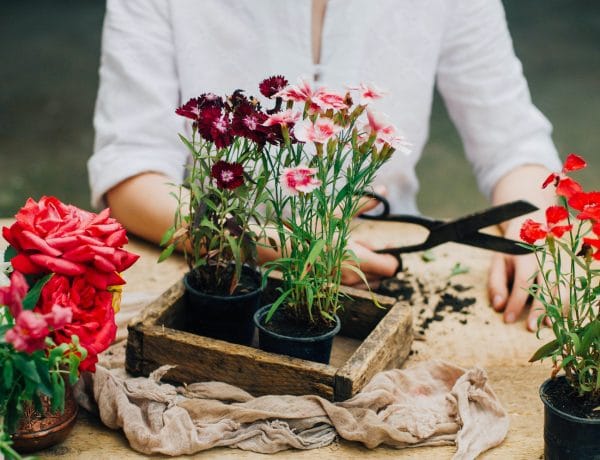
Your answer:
[15,219,549,459]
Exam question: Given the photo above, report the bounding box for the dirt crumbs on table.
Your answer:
[376,271,476,336]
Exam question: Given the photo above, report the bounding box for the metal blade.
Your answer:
[449,200,538,235]
[455,233,531,255]
[422,200,538,247]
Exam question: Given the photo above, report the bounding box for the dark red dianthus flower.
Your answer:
[175,93,224,120]
[196,107,233,149]
[232,102,268,145]
[259,75,288,98]
[211,160,244,190]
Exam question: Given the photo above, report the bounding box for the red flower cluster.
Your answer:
[2,196,139,369]
[520,206,572,244]
[521,154,600,259]
[175,76,291,149]
[3,197,138,288]
[36,274,117,371]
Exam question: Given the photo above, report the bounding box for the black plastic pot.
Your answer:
[253,305,341,364]
[540,377,600,460]
[183,267,262,345]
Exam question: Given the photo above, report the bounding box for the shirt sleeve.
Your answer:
[88,0,187,209]
[436,0,562,199]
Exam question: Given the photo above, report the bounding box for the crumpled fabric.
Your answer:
[92,360,509,459]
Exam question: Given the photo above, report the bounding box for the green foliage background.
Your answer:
[0,0,598,218]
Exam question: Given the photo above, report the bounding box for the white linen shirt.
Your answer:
[89,0,561,213]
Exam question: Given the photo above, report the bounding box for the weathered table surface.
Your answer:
[1,218,549,459]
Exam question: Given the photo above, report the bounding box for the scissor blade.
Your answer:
[456,233,531,255]
[420,200,537,247]
[449,200,538,236]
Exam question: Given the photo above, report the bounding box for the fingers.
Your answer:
[351,185,388,218]
[503,254,538,324]
[341,240,399,286]
[488,253,509,312]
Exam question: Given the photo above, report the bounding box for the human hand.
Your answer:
[487,218,546,331]
[341,238,400,288]
[341,186,399,288]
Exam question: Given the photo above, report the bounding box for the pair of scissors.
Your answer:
[359,193,537,257]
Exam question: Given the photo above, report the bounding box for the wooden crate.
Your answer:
[125,279,412,401]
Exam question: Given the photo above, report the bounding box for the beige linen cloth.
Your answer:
[89,360,508,459]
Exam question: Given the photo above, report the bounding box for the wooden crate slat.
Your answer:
[334,301,413,400]
[130,325,337,399]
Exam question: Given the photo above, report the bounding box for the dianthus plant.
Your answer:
[261,79,410,329]
[521,153,600,401]
[161,84,287,295]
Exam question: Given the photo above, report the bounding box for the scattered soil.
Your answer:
[375,270,476,335]
[542,376,600,420]
[377,277,415,303]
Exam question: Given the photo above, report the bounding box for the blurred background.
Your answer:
[1,0,598,218]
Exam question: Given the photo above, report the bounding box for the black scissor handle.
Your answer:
[358,191,390,219]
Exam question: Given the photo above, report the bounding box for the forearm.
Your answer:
[106,172,281,264]
[491,164,556,235]
[106,173,181,245]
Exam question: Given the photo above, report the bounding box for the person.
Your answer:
[89,0,561,331]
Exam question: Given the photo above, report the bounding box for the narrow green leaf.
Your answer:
[449,263,469,278]
[22,274,52,311]
[157,243,176,263]
[529,339,560,362]
[159,226,176,247]
[299,239,325,281]
[13,356,41,383]
[3,245,17,262]
[69,354,81,385]
[2,360,13,389]
[265,289,292,323]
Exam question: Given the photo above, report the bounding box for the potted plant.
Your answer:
[160,78,287,345]
[520,153,600,459]
[254,80,410,363]
[0,196,139,458]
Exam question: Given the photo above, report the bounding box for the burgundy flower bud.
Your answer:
[259,75,288,98]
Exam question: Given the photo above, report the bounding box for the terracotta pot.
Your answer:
[11,385,78,454]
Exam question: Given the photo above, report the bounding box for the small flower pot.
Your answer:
[183,266,262,345]
[11,384,78,454]
[253,304,341,364]
[540,376,600,460]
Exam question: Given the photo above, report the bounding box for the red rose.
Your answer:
[36,275,118,371]
[3,197,139,283]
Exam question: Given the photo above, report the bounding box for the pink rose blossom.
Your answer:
[274,79,314,102]
[5,310,49,353]
[348,82,387,105]
[44,304,73,330]
[263,109,301,127]
[363,110,412,154]
[0,270,29,318]
[280,166,321,195]
[311,88,348,111]
[294,118,341,144]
